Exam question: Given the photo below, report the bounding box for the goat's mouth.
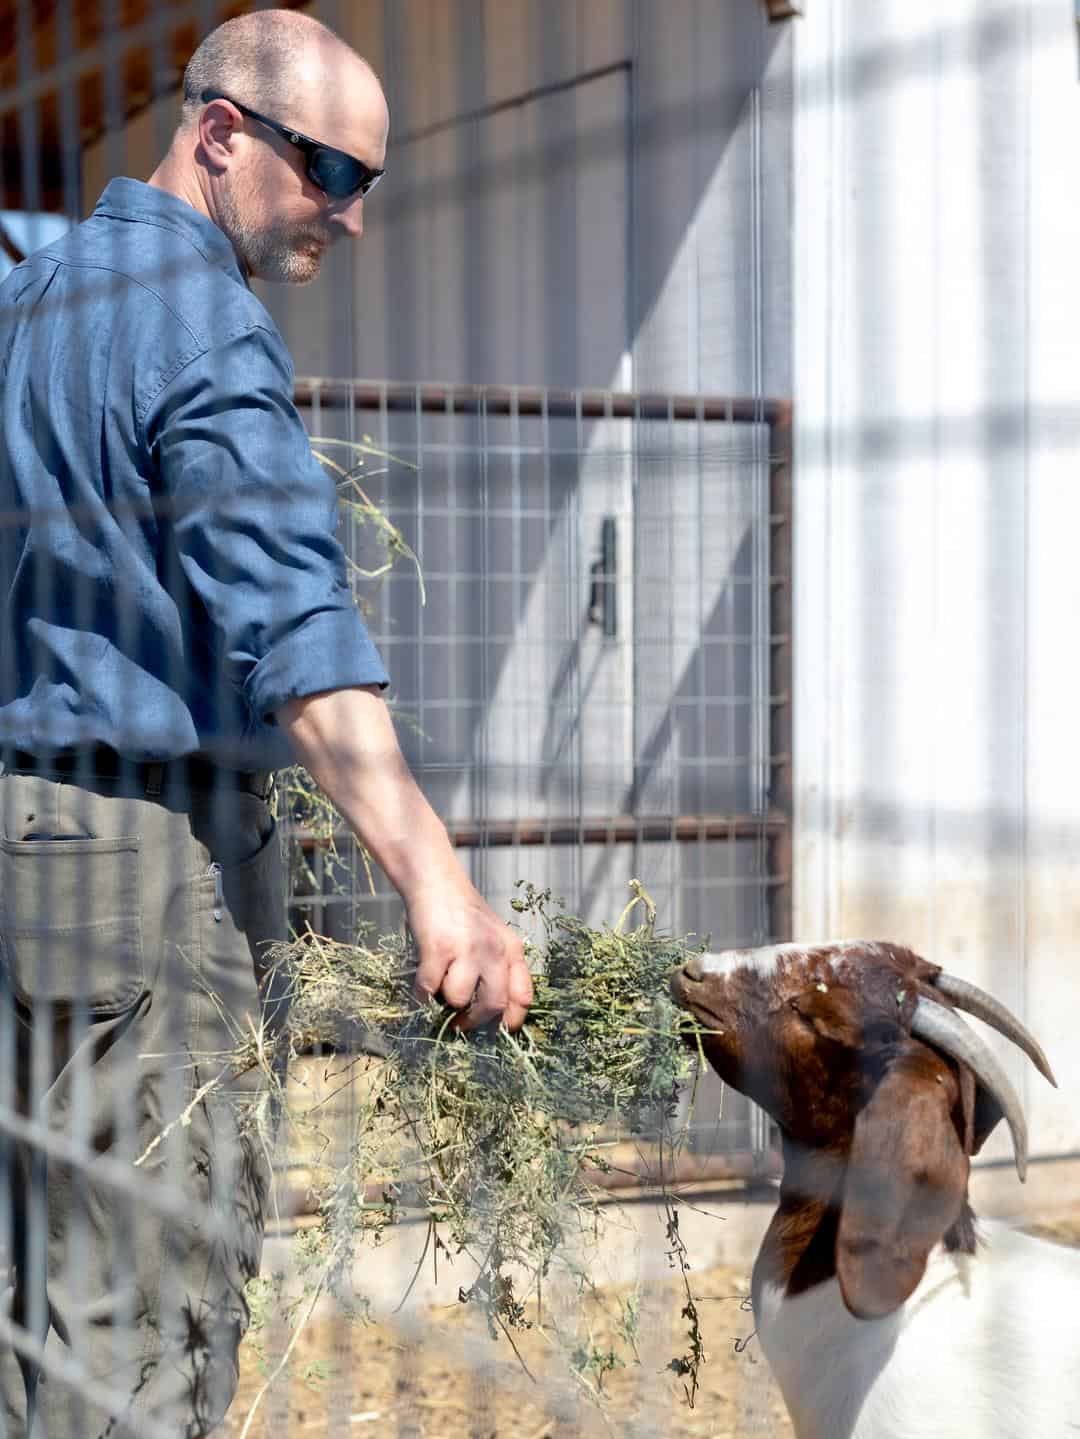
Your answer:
[669,968,726,1032]
[669,966,698,1008]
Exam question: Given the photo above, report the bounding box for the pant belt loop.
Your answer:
[144,763,165,798]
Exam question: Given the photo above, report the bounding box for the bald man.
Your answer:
[0,10,531,1435]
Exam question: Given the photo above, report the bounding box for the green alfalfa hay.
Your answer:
[233,881,712,1411]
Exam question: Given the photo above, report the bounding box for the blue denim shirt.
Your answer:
[0,178,388,769]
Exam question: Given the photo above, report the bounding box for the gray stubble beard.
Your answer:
[217,177,328,284]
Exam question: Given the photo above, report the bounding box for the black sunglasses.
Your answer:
[201,89,384,200]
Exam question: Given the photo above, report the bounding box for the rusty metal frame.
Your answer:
[291,378,794,944]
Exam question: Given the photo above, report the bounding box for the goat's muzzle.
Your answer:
[680,953,707,983]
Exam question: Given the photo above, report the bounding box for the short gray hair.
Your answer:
[180,10,347,127]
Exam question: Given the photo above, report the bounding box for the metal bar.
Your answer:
[582,1146,780,1190]
[768,408,795,941]
[393,60,633,148]
[0,1099,232,1236]
[0,1310,180,1439]
[293,378,792,426]
[291,810,790,851]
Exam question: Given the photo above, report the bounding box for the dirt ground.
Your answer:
[220,1059,1080,1439]
[223,1254,793,1439]
[222,1213,1080,1439]
[224,1056,793,1437]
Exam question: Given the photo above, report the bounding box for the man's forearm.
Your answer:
[276,683,532,1030]
[277,685,459,901]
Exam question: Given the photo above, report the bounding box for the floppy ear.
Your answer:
[836,1047,970,1319]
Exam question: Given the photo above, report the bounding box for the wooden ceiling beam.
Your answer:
[0,0,308,122]
[0,0,308,210]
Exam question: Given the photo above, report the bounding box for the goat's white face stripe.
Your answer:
[696,944,806,978]
[697,941,880,980]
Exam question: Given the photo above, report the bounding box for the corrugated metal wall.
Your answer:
[793,0,1080,1159]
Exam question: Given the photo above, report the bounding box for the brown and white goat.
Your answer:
[671,941,1078,1439]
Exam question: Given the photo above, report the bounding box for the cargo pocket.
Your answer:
[0,835,145,1014]
[201,817,283,967]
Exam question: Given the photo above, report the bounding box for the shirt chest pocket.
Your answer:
[0,835,146,1015]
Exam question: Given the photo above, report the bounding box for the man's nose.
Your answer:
[330,193,364,238]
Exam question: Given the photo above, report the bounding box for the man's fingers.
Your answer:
[438,958,486,1013]
[409,904,532,1032]
[449,960,513,1030]
[413,948,452,1005]
[491,956,533,1033]
[509,959,534,1010]
[500,997,529,1033]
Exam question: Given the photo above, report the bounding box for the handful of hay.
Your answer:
[238,881,711,1406]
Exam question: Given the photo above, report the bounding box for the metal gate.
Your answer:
[285,378,792,1167]
[288,379,792,949]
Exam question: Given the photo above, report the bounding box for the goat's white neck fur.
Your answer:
[754,1221,1080,1439]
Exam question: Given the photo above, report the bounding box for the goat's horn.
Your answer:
[930,973,1057,1088]
[911,998,1028,1182]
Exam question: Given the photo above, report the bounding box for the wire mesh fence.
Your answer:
[286,378,792,1163]
[0,0,802,1425]
[288,381,791,937]
[9,1,1074,1437]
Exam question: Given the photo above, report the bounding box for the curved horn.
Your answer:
[911,998,1028,1182]
[930,973,1057,1088]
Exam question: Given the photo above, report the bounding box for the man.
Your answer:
[0,10,532,1435]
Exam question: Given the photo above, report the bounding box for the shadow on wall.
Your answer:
[263,0,788,393]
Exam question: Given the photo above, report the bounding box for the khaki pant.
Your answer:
[0,772,287,1438]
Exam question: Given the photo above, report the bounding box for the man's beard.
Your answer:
[217,180,330,284]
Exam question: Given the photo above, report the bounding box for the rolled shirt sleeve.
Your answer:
[143,322,388,727]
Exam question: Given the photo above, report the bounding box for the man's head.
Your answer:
[167,10,388,283]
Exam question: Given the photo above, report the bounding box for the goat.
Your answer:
[670,941,1080,1439]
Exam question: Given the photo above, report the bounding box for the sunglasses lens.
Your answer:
[311,149,380,199]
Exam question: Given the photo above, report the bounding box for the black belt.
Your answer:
[1,747,274,801]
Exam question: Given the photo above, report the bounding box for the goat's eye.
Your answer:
[863,1020,898,1047]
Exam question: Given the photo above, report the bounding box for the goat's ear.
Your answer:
[836,1047,969,1319]
[788,985,864,1047]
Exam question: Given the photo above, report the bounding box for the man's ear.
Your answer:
[197,98,243,173]
[836,1046,970,1319]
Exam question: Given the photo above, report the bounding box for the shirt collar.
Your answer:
[92,177,245,283]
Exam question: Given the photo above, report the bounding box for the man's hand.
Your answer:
[407,877,532,1031]
[278,685,533,1031]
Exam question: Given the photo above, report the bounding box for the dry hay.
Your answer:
[223,882,717,1434]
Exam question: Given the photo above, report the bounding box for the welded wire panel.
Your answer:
[290,388,789,961]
